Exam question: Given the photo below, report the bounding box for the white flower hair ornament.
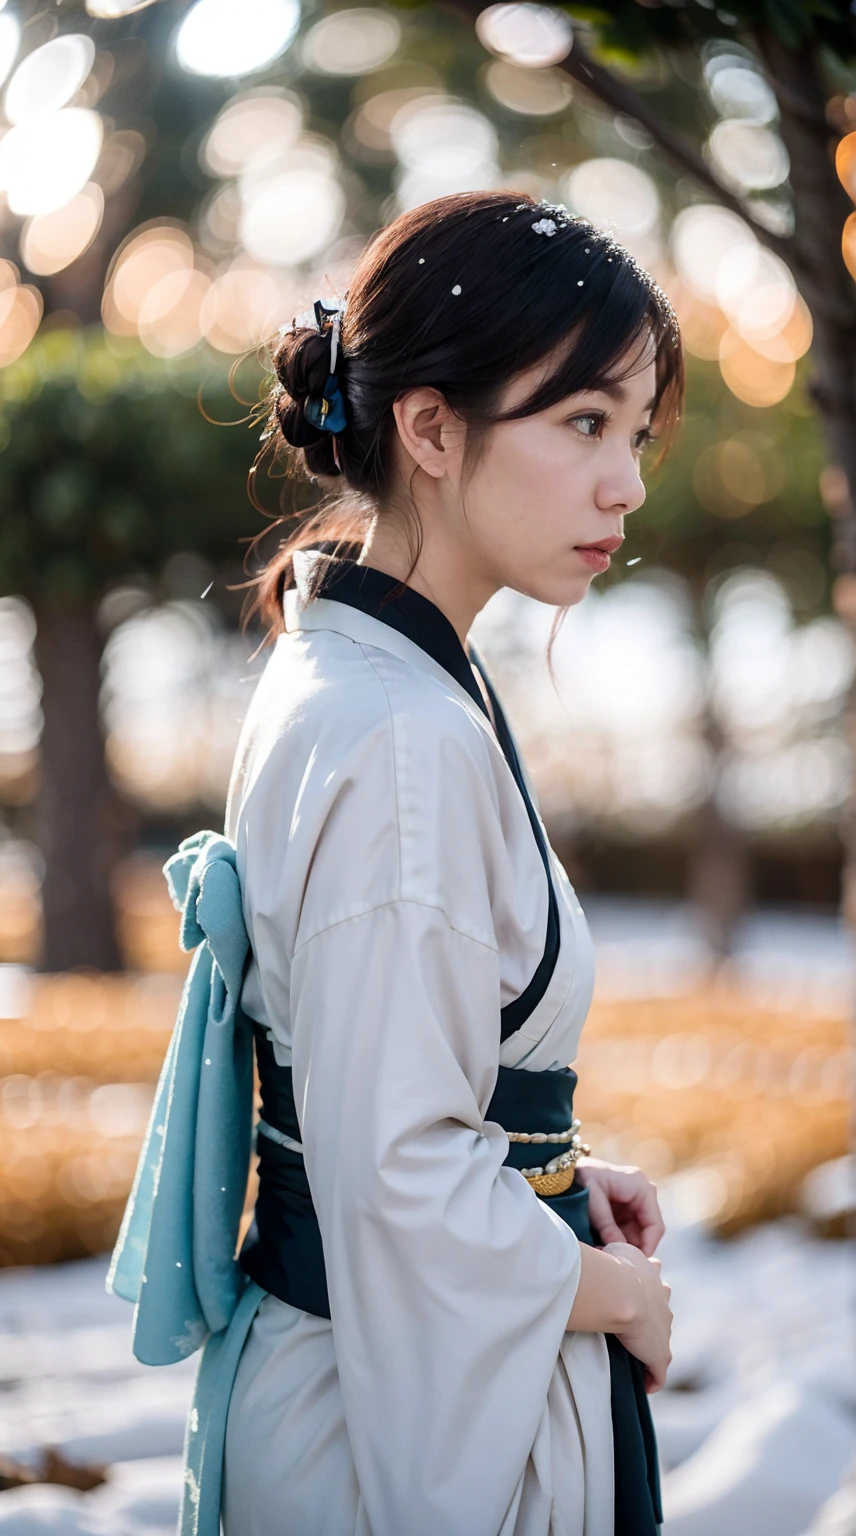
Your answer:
[529,199,572,235]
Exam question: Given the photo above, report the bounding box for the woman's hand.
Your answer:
[603,1241,673,1393]
[574,1157,665,1257]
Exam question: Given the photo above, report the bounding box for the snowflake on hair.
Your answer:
[531,218,558,237]
[537,199,571,221]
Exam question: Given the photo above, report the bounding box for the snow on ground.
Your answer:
[0,1205,852,1535]
[1,902,851,1531]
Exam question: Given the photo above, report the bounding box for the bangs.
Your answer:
[493,260,684,454]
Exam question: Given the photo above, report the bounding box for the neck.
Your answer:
[358,516,500,645]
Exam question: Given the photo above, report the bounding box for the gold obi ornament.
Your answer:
[506,1118,591,1197]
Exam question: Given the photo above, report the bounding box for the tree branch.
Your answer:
[559,36,795,260]
[446,0,795,266]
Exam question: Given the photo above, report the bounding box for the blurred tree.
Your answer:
[0,330,258,969]
[547,4,856,570]
[3,0,854,966]
[441,1,856,553]
[529,2,856,937]
[447,0,853,948]
[0,0,252,969]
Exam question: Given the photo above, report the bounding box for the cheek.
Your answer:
[474,420,588,532]
[487,418,584,492]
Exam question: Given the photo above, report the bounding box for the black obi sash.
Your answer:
[240,550,663,1534]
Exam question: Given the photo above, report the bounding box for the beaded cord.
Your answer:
[506,1118,581,1145]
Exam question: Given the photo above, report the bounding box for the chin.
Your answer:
[519,572,593,609]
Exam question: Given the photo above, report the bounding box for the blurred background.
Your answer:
[0,1,854,1533]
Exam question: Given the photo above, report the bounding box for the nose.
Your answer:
[595,457,647,518]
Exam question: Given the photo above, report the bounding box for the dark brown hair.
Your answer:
[244,189,684,637]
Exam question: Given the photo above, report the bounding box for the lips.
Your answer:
[574,534,624,574]
[576,536,625,556]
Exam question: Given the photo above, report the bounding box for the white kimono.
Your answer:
[220,554,614,1536]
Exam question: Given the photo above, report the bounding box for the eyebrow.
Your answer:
[596,381,657,411]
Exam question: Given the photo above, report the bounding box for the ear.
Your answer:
[391,387,464,480]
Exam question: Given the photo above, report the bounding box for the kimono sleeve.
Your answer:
[289,895,584,1536]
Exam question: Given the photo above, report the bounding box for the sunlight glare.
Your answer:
[176,0,300,78]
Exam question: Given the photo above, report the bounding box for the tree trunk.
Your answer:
[752,33,856,940]
[32,600,131,972]
[752,31,856,573]
[687,711,752,957]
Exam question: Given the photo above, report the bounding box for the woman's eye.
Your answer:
[567,414,657,451]
[569,413,603,437]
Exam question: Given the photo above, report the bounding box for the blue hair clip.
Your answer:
[303,297,348,435]
[303,376,348,434]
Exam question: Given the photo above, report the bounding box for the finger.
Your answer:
[599,1179,664,1245]
[596,1215,626,1245]
[625,1184,665,1233]
[616,1221,644,1250]
[644,1361,667,1393]
[639,1218,666,1257]
[620,1186,665,1256]
[585,1186,625,1246]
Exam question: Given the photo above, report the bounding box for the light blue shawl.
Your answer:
[107,829,266,1535]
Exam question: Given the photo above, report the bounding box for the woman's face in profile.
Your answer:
[463,334,659,610]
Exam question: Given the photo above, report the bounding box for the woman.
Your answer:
[222,190,682,1536]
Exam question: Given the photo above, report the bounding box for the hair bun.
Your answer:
[273,327,336,451]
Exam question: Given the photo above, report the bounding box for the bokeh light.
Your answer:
[843,212,856,282]
[716,242,795,341]
[301,9,401,76]
[718,328,796,407]
[102,601,254,812]
[95,128,148,196]
[0,10,19,90]
[564,157,660,244]
[482,60,572,116]
[476,4,573,69]
[20,183,104,276]
[0,261,43,366]
[391,96,500,208]
[669,282,730,362]
[86,0,161,13]
[137,268,211,358]
[0,108,103,217]
[708,571,854,831]
[201,89,302,178]
[704,58,777,124]
[239,138,346,265]
[835,131,856,202]
[200,263,294,351]
[175,0,300,78]
[693,432,785,518]
[710,573,853,737]
[0,597,41,777]
[4,34,95,123]
[671,204,756,304]
[669,203,809,404]
[707,119,789,193]
[199,182,243,252]
[102,222,195,336]
[473,577,708,835]
[747,293,812,363]
[344,85,442,163]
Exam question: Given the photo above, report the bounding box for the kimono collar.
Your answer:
[287,544,492,721]
[286,544,562,1056]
